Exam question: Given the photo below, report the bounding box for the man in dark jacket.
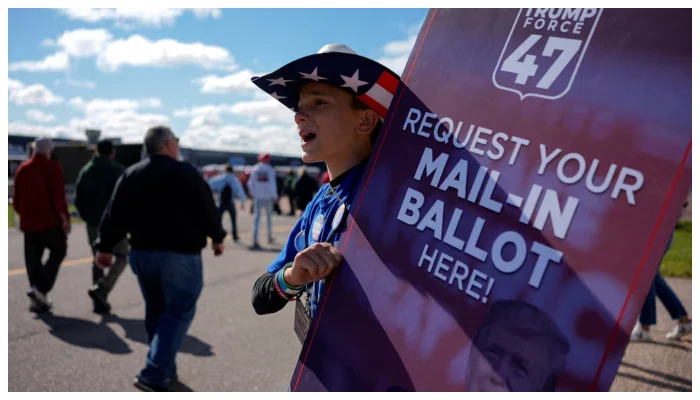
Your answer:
[75,140,127,314]
[12,137,70,313]
[95,126,226,391]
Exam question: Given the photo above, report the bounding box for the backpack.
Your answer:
[221,183,233,204]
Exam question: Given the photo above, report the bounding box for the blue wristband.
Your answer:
[277,264,302,294]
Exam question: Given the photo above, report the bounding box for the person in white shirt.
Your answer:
[208,164,247,242]
[246,153,278,249]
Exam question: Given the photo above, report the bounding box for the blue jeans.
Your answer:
[219,201,238,239]
[129,250,204,388]
[639,272,688,326]
[254,198,273,243]
[639,233,687,326]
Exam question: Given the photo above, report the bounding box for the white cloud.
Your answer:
[69,96,162,113]
[8,52,70,72]
[25,109,56,123]
[97,35,237,71]
[65,77,96,89]
[8,78,24,92]
[57,28,113,57]
[173,104,230,119]
[230,99,294,124]
[180,123,301,157]
[192,9,222,19]
[377,23,421,76]
[174,97,294,125]
[8,121,79,140]
[41,38,55,47]
[195,69,258,94]
[9,80,64,106]
[68,110,170,142]
[59,8,222,28]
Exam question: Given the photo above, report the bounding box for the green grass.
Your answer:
[8,204,82,228]
[660,221,692,278]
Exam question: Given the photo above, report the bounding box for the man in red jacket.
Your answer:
[12,137,71,313]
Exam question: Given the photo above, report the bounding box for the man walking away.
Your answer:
[293,166,319,213]
[75,140,127,314]
[284,170,297,216]
[12,137,70,313]
[94,126,226,391]
[246,153,278,250]
[208,164,246,242]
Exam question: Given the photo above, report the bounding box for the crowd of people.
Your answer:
[10,127,324,391]
[10,42,692,392]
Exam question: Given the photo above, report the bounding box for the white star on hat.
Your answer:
[340,69,368,93]
[299,67,327,81]
[270,92,287,100]
[268,77,293,86]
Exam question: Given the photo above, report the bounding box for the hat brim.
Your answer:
[251,52,401,120]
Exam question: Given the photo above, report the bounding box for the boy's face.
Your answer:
[295,82,366,164]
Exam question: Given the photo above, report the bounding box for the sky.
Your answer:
[7,8,428,157]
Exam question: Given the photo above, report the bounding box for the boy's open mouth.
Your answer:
[300,132,317,145]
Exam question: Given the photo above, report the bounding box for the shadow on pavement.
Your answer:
[247,246,284,253]
[615,372,691,392]
[168,380,195,392]
[620,362,692,388]
[36,313,132,355]
[102,314,215,357]
[629,340,691,352]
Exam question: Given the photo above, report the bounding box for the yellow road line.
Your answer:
[8,224,295,277]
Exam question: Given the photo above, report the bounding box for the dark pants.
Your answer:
[129,250,204,388]
[639,232,687,325]
[87,225,128,295]
[218,202,238,240]
[286,193,296,215]
[639,272,688,326]
[24,226,67,294]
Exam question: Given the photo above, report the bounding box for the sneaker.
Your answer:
[88,285,111,314]
[666,321,692,340]
[268,237,275,244]
[630,324,652,341]
[27,288,52,311]
[29,297,51,313]
[133,377,167,392]
[250,242,262,250]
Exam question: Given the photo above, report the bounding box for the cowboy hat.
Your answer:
[251,43,402,120]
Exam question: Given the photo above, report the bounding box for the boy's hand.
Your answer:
[284,243,343,287]
[212,242,224,256]
[95,251,113,269]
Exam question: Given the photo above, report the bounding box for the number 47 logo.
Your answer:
[493,8,604,101]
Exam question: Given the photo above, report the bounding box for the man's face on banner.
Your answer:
[465,328,554,392]
[464,300,570,391]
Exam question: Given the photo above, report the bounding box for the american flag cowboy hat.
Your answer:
[251,43,402,120]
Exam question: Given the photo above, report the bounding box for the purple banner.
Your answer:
[290,8,691,391]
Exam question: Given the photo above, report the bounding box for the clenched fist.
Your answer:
[283,242,343,287]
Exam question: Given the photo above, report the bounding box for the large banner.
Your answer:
[290,8,691,391]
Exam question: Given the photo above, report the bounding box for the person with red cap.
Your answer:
[247,152,278,249]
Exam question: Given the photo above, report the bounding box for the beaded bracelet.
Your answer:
[273,275,298,301]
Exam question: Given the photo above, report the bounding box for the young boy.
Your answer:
[250,43,401,320]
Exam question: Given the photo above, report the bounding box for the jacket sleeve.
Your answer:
[251,206,310,314]
[232,176,247,203]
[270,166,279,199]
[74,166,88,220]
[195,171,226,244]
[12,166,22,214]
[252,272,293,315]
[96,172,130,252]
[51,162,69,218]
